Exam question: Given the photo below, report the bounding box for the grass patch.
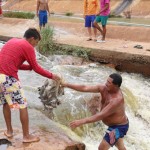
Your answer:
[109,13,122,18]
[3,11,35,19]
[37,25,55,54]
[65,12,74,16]
[53,44,91,60]
[37,25,91,60]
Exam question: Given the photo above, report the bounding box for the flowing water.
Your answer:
[19,51,150,150]
[0,42,150,149]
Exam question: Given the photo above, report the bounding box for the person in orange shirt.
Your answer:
[83,0,100,41]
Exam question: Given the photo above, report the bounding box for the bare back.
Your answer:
[100,86,128,126]
[37,0,49,11]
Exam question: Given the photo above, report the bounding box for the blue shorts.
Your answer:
[104,122,129,146]
[95,15,109,26]
[85,15,96,27]
[39,10,48,26]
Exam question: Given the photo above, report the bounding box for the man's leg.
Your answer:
[93,21,103,36]
[3,103,13,137]
[20,107,40,143]
[87,27,92,40]
[115,138,126,150]
[98,139,111,150]
[102,25,106,41]
[93,27,97,41]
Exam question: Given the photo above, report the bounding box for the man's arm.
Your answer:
[96,0,100,15]
[83,0,87,18]
[100,3,109,14]
[97,3,109,15]
[36,0,40,16]
[46,0,50,15]
[19,64,32,70]
[70,97,122,128]
[63,82,104,93]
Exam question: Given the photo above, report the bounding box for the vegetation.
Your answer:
[65,12,74,16]
[38,25,55,54]
[3,11,35,19]
[109,13,122,18]
[37,25,90,60]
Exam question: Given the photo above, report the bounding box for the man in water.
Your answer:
[36,0,50,30]
[62,73,129,149]
[93,0,110,42]
[0,28,60,143]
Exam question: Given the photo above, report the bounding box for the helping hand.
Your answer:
[70,119,84,129]
[52,73,61,81]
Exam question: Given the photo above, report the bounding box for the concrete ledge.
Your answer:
[0,35,13,42]
[90,49,150,76]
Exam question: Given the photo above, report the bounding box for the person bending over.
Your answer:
[0,28,60,143]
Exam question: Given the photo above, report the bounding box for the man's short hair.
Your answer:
[24,28,41,40]
[109,73,122,87]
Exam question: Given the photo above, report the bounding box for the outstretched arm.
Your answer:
[70,97,122,128]
[19,64,32,70]
[62,82,104,93]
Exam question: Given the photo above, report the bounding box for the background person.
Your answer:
[36,0,50,30]
[0,0,2,18]
[83,0,100,41]
[62,73,129,150]
[94,0,110,42]
[0,28,60,143]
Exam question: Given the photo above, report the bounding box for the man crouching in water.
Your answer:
[62,73,129,150]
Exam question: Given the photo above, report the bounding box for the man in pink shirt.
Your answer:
[94,0,110,42]
[0,28,60,143]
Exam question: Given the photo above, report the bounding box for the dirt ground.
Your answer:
[0,17,149,52]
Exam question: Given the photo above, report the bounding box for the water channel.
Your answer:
[20,53,150,150]
[0,39,150,150]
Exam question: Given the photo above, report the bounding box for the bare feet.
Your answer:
[4,131,13,138]
[23,134,40,143]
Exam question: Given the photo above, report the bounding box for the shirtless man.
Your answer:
[36,0,50,30]
[62,73,129,150]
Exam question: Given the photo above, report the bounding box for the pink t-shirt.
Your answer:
[100,0,110,16]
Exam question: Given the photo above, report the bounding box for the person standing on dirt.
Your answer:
[83,0,100,41]
[93,0,110,42]
[62,73,129,150]
[0,28,61,143]
[36,0,50,30]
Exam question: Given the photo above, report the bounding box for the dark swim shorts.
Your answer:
[39,10,48,26]
[104,122,129,146]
